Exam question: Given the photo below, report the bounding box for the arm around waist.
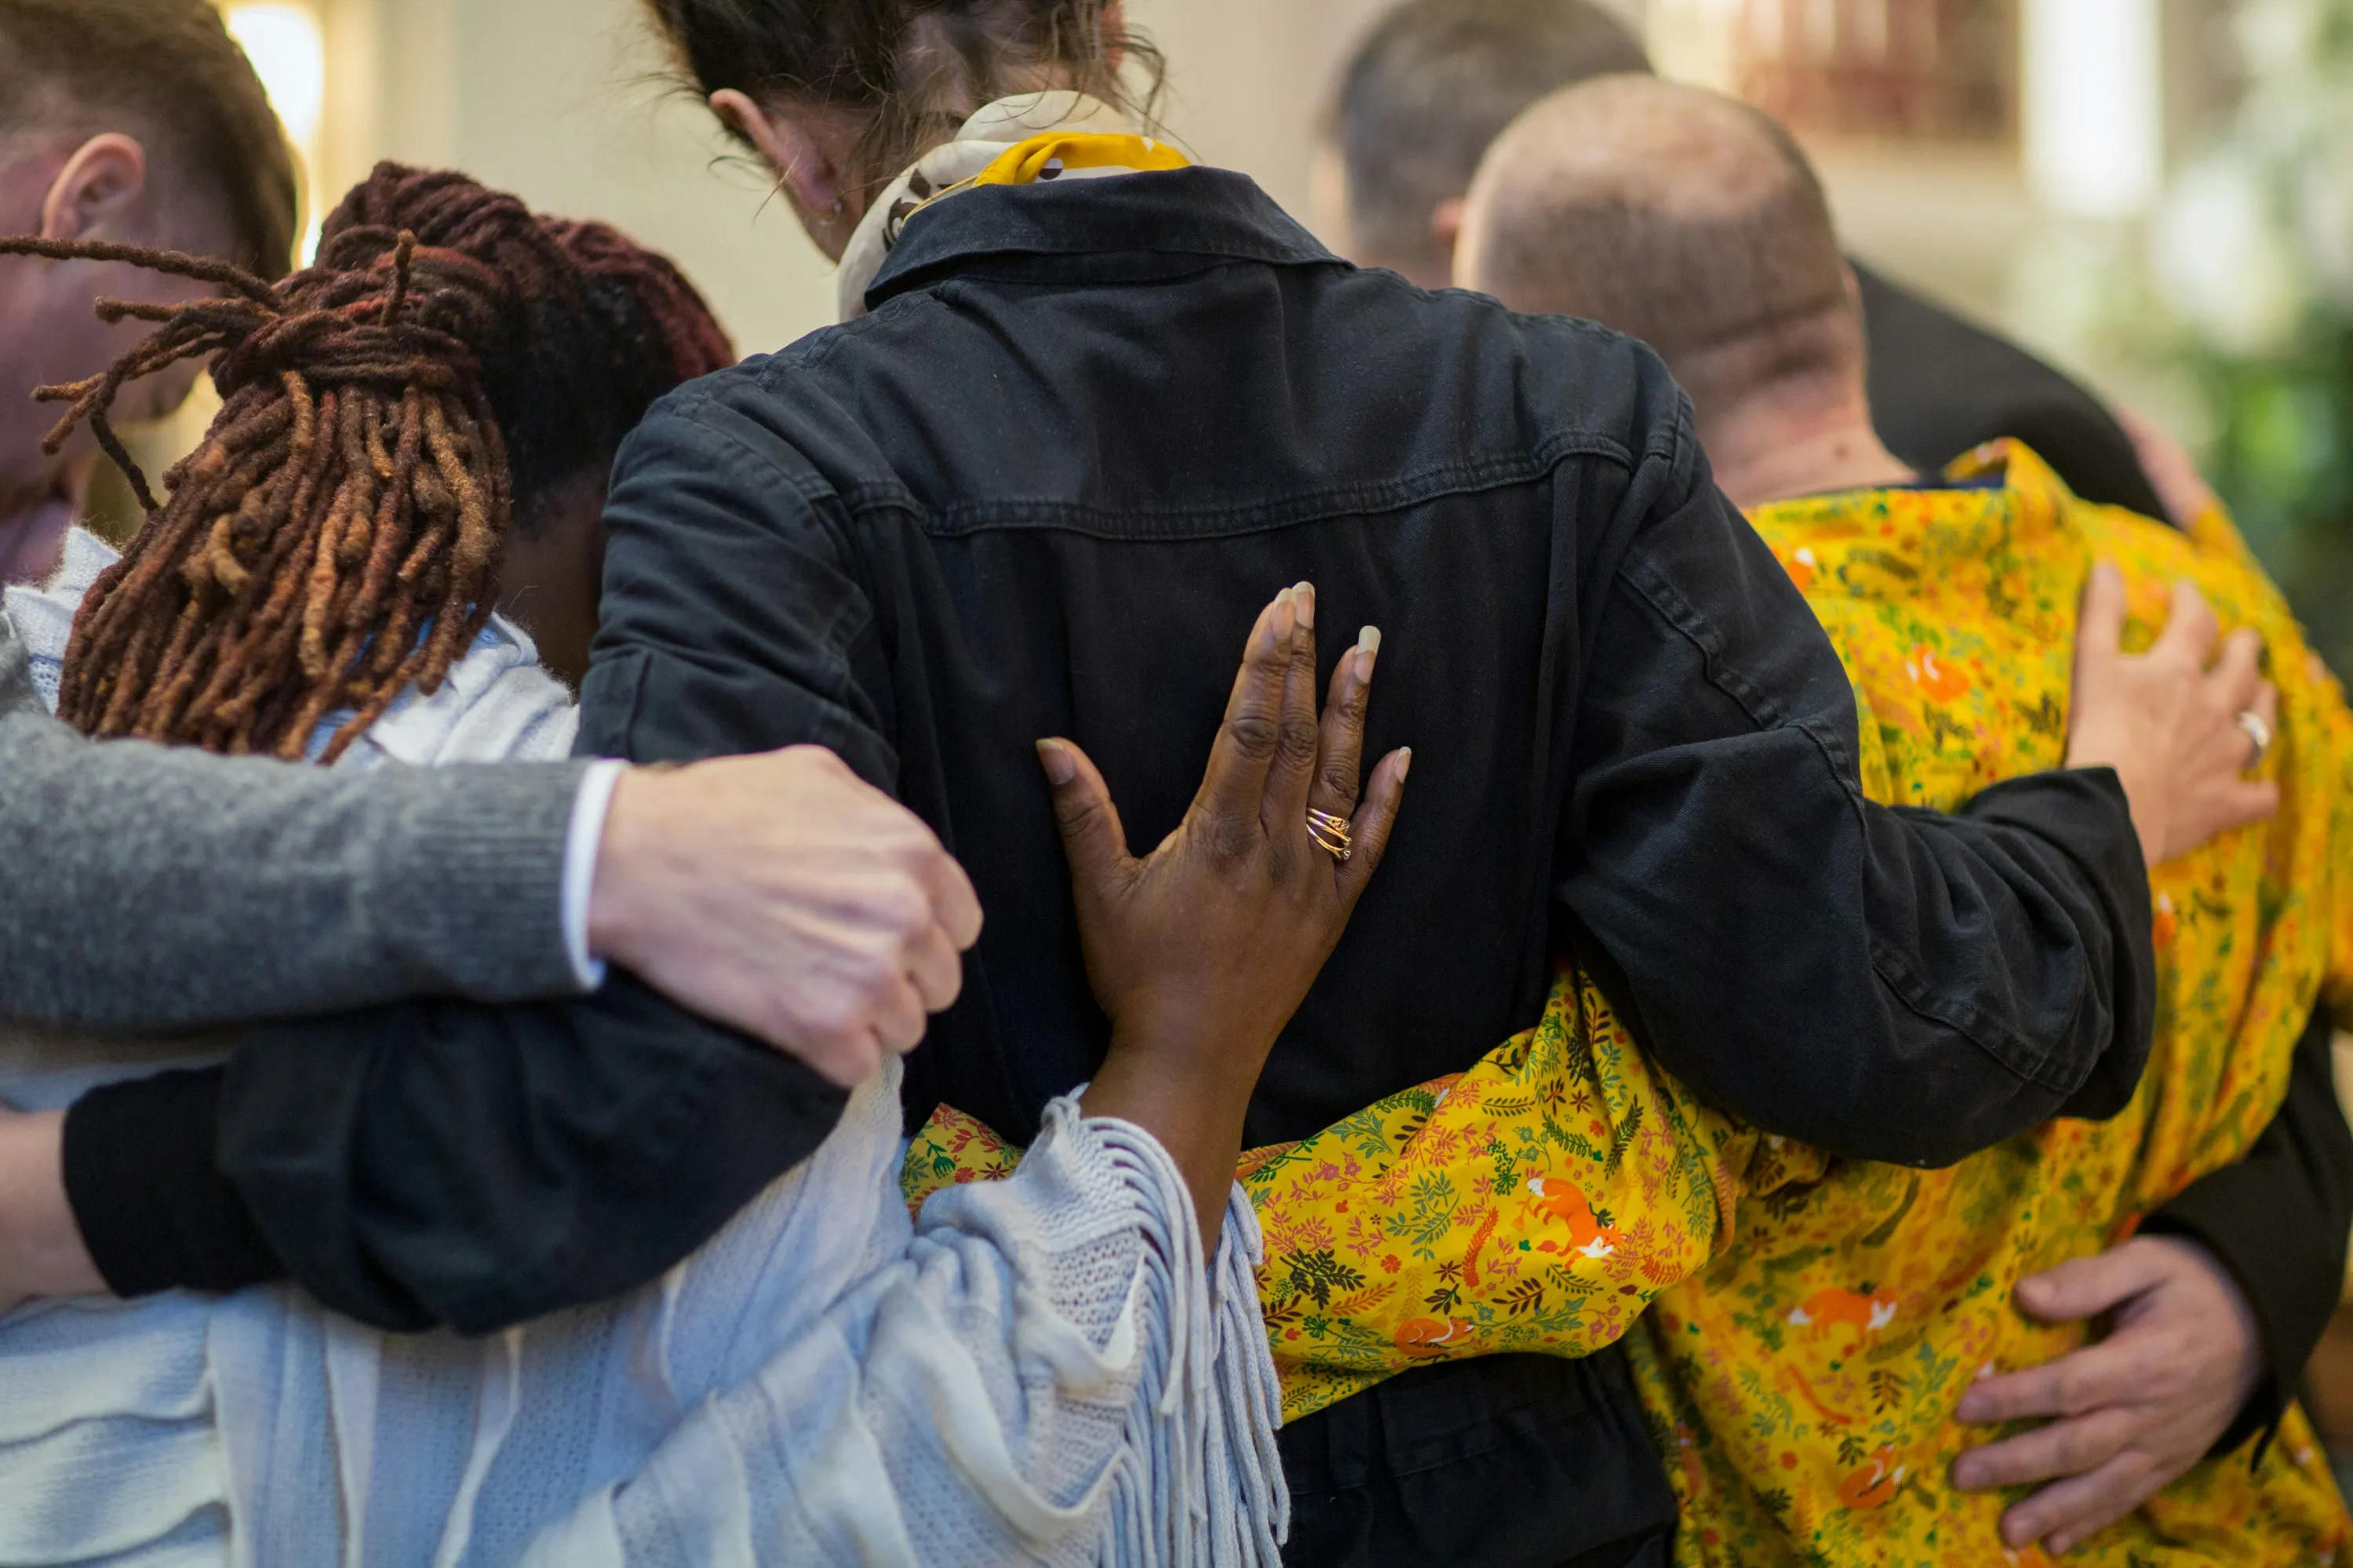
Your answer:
[64,977,847,1332]
[2144,1004,2353,1453]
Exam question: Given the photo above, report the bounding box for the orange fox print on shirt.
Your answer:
[1523,1177,1624,1258]
[1786,1286,1900,1349]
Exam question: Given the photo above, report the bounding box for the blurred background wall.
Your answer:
[194,1,2286,436]
[224,0,1613,351]
[176,0,2351,660]
[220,1,2237,360]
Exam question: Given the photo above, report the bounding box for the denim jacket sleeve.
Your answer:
[64,971,847,1334]
[1557,424,2154,1167]
[566,394,898,780]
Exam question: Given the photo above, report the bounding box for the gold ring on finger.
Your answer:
[1307,807,1353,862]
[2237,709,2272,770]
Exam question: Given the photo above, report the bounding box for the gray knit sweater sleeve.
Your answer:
[0,611,587,1032]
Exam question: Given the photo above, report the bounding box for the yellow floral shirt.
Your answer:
[903,442,2353,1563]
[1630,444,2353,1566]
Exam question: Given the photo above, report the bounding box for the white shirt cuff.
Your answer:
[562,759,628,991]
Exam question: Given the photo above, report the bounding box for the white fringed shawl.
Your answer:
[502,1065,1287,1566]
[203,1058,1286,1566]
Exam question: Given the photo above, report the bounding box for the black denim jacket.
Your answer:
[68,170,2153,1341]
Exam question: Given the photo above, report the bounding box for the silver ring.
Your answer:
[2237,710,2272,770]
[1306,807,1353,862]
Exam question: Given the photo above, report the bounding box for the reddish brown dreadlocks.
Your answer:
[0,162,731,764]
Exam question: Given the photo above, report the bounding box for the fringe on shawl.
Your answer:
[1081,1115,1289,1567]
[515,1095,1288,1568]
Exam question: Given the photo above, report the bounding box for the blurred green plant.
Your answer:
[2151,0,2353,671]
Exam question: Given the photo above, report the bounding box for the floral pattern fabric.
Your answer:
[901,442,2353,1563]
[1632,443,2353,1565]
[906,968,1813,1424]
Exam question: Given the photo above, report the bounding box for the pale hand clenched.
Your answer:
[588,746,983,1087]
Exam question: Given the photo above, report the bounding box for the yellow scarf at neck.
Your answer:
[835,90,1189,322]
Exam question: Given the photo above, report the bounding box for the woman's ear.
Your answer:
[40,134,148,242]
[1429,197,1467,253]
[711,89,869,260]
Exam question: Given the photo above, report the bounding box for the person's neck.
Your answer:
[1699,380,1914,511]
[0,453,89,585]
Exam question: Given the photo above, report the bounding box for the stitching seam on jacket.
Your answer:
[832,431,1642,540]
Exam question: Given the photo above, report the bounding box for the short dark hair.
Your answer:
[642,0,1163,199]
[1467,78,1853,416]
[0,0,298,278]
[1329,0,1650,275]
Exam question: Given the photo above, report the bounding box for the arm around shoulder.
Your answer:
[63,396,971,1330]
[0,613,588,1033]
[1557,449,2154,1166]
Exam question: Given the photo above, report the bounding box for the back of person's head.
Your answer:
[320,165,735,526]
[0,0,297,278]
[1459,75,1856,424]
[1325,0,1650,283]
[1,163,732,762]
[643,0,1160,200]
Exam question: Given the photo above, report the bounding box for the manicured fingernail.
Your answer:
[1293,581,1315,629]
[1269,588,1295,641]
[1035,738,1076,785]
[1397,746,1412,780]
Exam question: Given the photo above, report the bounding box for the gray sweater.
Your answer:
[0,609,586,1032]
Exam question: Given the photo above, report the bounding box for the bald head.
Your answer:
[1459,76,1859,422]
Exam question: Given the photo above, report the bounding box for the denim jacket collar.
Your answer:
[864,166,1341,313]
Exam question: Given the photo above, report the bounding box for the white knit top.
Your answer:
[2,529,581,769]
